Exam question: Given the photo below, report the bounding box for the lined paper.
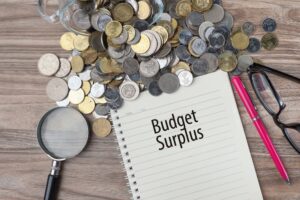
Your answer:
[111,70,263,200]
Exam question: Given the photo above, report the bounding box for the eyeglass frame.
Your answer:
[248,63,300,153]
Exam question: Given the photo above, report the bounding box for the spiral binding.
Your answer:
[110,109,141,200]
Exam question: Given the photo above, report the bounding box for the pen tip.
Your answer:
[285,179,291,185]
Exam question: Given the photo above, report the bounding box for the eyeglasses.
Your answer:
[248,63,300,153]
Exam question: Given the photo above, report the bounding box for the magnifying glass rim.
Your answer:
[37,107,90,160]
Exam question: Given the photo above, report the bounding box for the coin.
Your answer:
[60,32,76,51]
[105,21,123,38]
[192,0,213,12]
[123,57,140,75]
[261,33,279,50]
[71,56,84,73]
[237,54,253,72]
[178,70,193,86]
[176,0,192,17]
[247,37,261,53]
[218,51,237,72]
[131,34,151,54]
[56,98,70,107]
[191,59,209,76]
[231,31,250,50]
[82,81,91,95]
[189,37,207,57]
[78,96,95,114]
[216,11,234,31]
[112,28,129,45]
[148,81,163,96]
[262,18,277,32]
[137,1,151,20]
[46,78,69,101]
[91,82,105,98]
[175,45,191,61]
[112,3,134,22]
[55,58,71,78]
[95,104,110,116]
[97,14,113,32]
[119,81,140,101]
[72,9,91,30]
[92,118,112,137]
[151,26,169,44]
[198,21,214,40]
[242,22,256,36]
[68,75,82,90]
[74,35,90,52]
[158,73,180,94]
[209,32,225,49]
[204,4,225,23]
[201,53,219,73]
[38,53,60,76]
[68,89,85,105]
[124,25,136,42]
[140,59,160,78]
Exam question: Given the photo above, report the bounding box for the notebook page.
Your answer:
[111,70,263,200]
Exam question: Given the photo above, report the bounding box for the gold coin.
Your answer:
[93,96,107,104]
[100,57,114,73]
[171,18,178,31]
[137,1,151,20]
[192,0,213,12]
[78,96,95,115]
[151,26,169,44]
[82,81,91,95]
[92,118,112,137]
[157,21,174,39]
[218,51,238,72]
[176,0,192,17]
[68,89,85,105]
[73,35,90,51]
[81,48,98,65]
[172,61,191,73]
[261,33,279,51]
[131,34,151,54]
[60,32,76,51]
[105,21,123,38]
[231,32,250,50]
[71,56,84,73]
[112,3,134,22]
[124,25,136,42]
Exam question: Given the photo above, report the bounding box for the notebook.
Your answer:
[111,70,263,200]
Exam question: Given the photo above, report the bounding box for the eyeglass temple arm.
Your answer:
[249,63,300,84]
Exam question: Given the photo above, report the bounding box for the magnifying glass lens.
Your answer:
[39,108,89,159]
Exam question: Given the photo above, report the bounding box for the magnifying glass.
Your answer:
[37,107,89,200]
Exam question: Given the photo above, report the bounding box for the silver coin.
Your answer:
[159,13,172,22]
[199,21,214,40]
[201,53,219,73]
[237,55,254,72]
[98,14,113,32]
[141,31,159,56]
[72,9,91,30]
[128,29,141,45]
[178,70,193,87]
[204,4,225,23]
[191,37,207,57]
[156,57,169,69]
[209,32,225,49]
[108,46,125,59]
[216,11,234,30]
[56,98,70,107]
[204,26,215,41]
[55,58,71,78]
[95,104,110,116]
[112,28,129,45]
[78,69,92,81]
[126,0,138,13]
[91,12,102,32]
[158,73,180,94]
[123,57,140,75]
[38,53,60,76]
[140,59,160,78]
[242,21,256,36]
[68,76,82,90]
[91,82,105,98]
[46,78,69,102]
[191,59,209,76]
[92,111,109,119]
[119,81,140,101]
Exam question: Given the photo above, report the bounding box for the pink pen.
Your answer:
[231,76,290,184]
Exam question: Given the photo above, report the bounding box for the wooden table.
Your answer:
[0,0,299,199]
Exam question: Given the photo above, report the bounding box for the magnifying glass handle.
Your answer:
[44,160,62,200]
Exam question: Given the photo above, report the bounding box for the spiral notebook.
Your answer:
[111,70,263,200]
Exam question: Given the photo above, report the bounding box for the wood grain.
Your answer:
[0,0,299,199]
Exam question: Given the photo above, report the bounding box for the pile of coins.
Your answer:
[38,0,279,137]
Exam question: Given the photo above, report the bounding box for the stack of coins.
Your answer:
[37,0,280,137]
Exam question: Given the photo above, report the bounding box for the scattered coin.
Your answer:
[261,33,279,50]
[55,58,71,78]
[137,1,151,20]
[74,35,89,51]
[192,0,213,12]
[119,81,140,101]
[81,81,91,95]
[91,83,105,98]
[46,78,69,102]
[71,56,84,73]
[105,21,123,38]
[158,73,180,94]
[60,32,76,51]
[140,59,160,78]
[237,54,254,72]
[38,53,60,76]
[68,76,82,90]
[148,81,163,96]
[247,37,261,53]
[56,98,70,107]
[92,118,112,137]
[204,4,225,23]
[78,96,95,114]
[242,22,256,36]
[95,104,110,116]
[112,3,134,23]
[262,18,277,32]
[178,70,193,86]
[231,31,250,50]
[218,51,237,72]
[191,59,209,76]
[68,88,85,105]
